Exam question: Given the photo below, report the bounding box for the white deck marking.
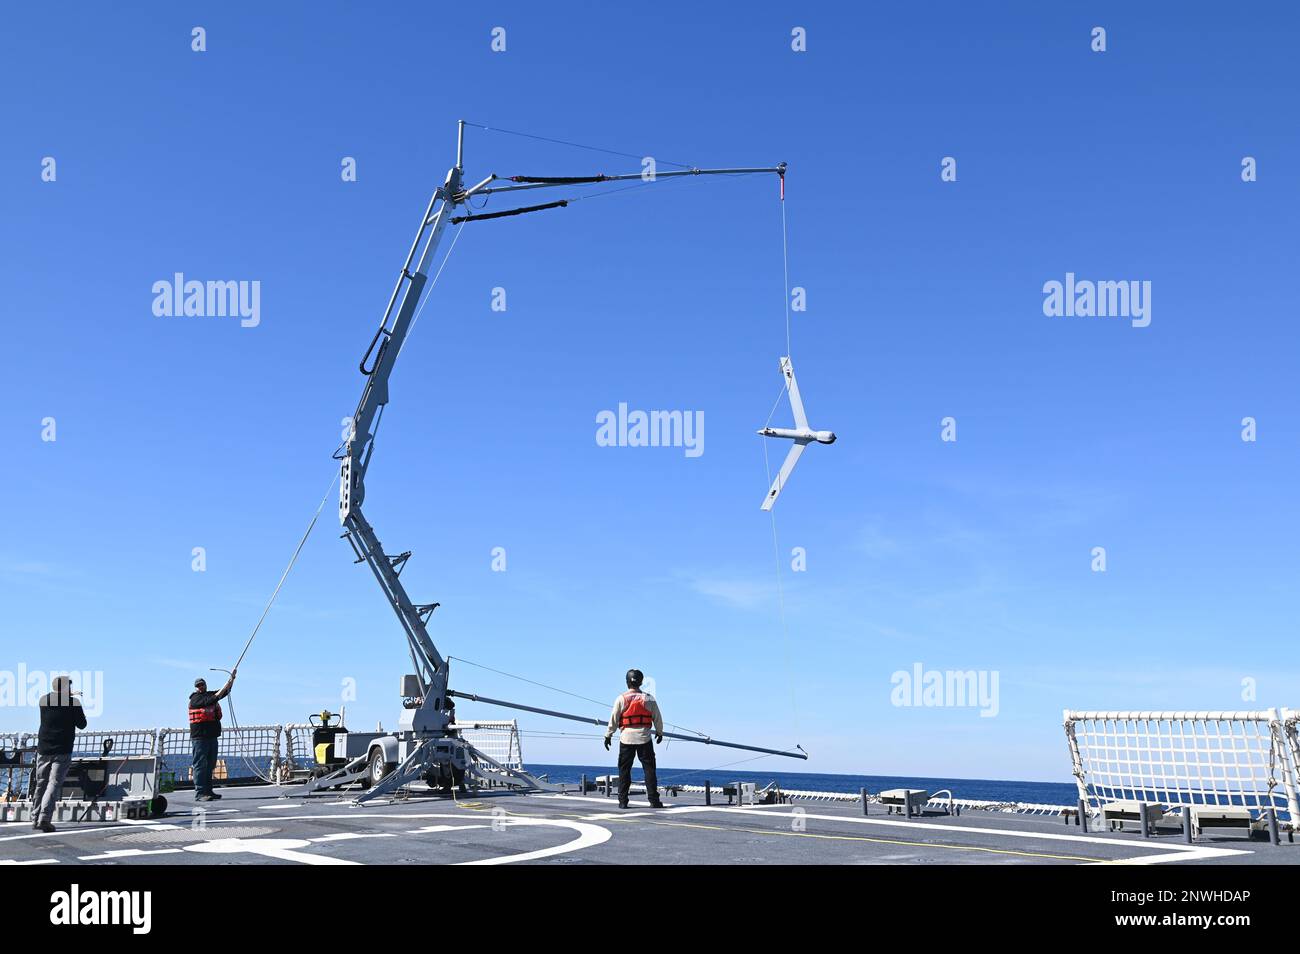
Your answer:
[530,801,1252,864]
[184,837,359,865]
[717,807,1251,864]
[78,848,184,860]
[147,811,613,865]
[8,798,1238,865]
[457,817,611,866]
[0,858,58,865]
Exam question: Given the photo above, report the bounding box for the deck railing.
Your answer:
[0,720,523,793]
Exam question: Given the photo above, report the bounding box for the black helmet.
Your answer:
[194,677,207,689]
[625,669,643,688]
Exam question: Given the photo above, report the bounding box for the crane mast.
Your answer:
[338,154,462,737]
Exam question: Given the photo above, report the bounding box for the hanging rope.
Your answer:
[780,187,792,358]
[764,183,802,740]
[232,470,339,673]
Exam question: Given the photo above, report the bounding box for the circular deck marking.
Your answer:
[456,816,611,866]
[182,811,612,865]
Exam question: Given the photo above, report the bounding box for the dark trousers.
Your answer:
[191,737,218,796]
[617,741,658,803]
[31,753,72,824]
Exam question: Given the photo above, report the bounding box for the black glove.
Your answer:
[603,737,611,751]
[655,734,663,744]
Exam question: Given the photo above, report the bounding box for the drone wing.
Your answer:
[780,356,808,430]
[761,439,808,511]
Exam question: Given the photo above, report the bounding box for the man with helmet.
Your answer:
[603,668,665,809]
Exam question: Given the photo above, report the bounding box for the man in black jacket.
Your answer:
[189,671,235,802]
[31,675,87,832]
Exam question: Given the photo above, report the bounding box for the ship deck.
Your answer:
[2,783,1297,866]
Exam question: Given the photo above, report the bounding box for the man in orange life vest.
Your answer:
[603,669,665,809]
[189,671,235,802]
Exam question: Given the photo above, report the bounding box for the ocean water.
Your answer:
[149,754,1076,804]
[528,763,1079,806]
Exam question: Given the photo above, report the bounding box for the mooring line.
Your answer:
[223,468,339,783]
[234,469,339,672]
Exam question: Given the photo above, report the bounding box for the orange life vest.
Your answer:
[189,701,222,725]
[619,690,653,728]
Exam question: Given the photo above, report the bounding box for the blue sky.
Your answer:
[2,3,1297,780]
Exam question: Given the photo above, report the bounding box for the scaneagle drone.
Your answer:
[758,355,836,510]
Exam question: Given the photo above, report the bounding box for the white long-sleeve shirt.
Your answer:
[604,689,664,746]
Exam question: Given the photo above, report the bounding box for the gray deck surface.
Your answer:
[2,783,1296,865]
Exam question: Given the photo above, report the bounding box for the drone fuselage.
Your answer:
[758,426,836,445]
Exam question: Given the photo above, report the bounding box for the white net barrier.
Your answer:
[1,726,285,792]
[282,723,316,774]
[1065,709,1300,827]
[157,725,283,786]
[3,730,162,800]
[1,731,30,799]
[1286,709,1300,791]
[41,728,159,758]
[277,721,525,779]
[457,720,524,772]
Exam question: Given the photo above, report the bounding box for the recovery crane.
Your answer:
[305,122,807,804]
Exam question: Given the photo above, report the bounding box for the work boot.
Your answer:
[195,794,216,802]
[37,821,56,833]
[618,799,629,809]
[209,792,223,800]
[649,800,665,809]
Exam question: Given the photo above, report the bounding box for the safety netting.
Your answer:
[1065,709,1300,826]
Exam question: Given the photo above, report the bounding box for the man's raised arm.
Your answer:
[215,671,237,701]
